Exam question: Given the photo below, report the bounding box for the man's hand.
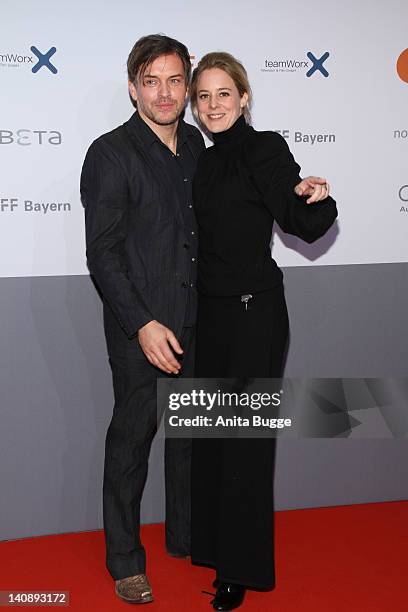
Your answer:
[138,320,183,374]
[294,176,330,204]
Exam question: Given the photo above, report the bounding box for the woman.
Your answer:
[189,52,337,611]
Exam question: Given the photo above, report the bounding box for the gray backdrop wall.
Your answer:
[2,0,408,541]
[1,262,407,541]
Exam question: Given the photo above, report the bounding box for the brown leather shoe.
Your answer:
[115,574,153,604]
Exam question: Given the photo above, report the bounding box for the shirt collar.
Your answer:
[128,111,188,150]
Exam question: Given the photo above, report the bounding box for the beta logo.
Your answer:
[0,46,58,74]
[0,130,62,145]
[396,49,408,83]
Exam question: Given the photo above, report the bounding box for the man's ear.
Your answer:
[128,80,137,102]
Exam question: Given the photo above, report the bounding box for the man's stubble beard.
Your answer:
[143,101,185,127]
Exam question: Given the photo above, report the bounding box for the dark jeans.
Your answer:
[103,306,194,580]
[191,285,289,589]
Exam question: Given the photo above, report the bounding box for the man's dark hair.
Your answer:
[127,34,191,84]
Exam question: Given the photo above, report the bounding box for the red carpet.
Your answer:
[1,501,407,611]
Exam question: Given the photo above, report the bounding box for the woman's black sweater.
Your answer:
[193,114,338,296]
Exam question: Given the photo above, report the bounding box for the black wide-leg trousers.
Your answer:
[191,285,289,589]
[102,305,194,580]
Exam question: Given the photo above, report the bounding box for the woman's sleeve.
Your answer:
[247,131,338,243]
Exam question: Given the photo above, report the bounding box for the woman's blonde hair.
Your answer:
[190,52,252,125]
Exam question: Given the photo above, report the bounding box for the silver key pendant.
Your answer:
[241,294,253,310]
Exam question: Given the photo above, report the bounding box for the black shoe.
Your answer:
[211,582,246,611]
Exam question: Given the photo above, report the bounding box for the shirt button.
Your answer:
[190,283,194,288]
[191,257,196,262]
[181,281,188,288]
[183,178,188,182]
[176,153,180,157]
[188,204,193,209]
[191,231,195,235]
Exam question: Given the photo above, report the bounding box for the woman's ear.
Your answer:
[240,92,249,109]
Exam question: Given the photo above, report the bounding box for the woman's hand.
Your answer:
[294,176,330,204]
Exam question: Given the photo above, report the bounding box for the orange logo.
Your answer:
[396,48,408,83]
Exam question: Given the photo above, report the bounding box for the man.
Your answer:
[80,34,205,604]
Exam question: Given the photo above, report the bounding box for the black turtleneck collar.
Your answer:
[212,114,250,147]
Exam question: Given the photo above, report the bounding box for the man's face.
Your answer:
[129,53,188,127]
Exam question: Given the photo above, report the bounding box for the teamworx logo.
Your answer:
[31,46,57,74]
[306,52,330,77]
[262,51,330,77]
[0,46,57,74]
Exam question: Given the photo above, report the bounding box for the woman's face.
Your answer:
[195,68,248,133]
